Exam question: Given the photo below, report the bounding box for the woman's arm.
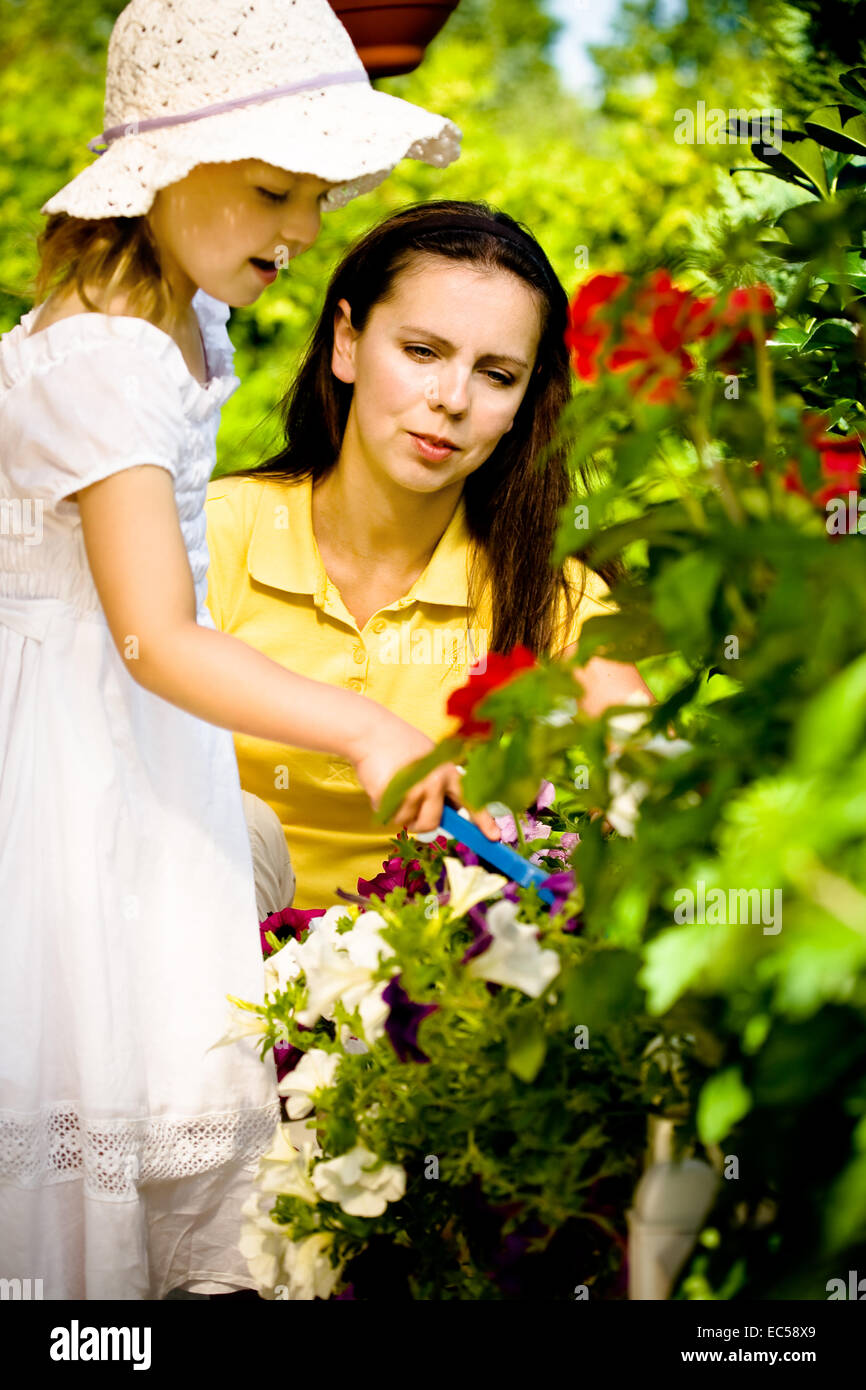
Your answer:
[77,466,499,836]
[559,644,655,716]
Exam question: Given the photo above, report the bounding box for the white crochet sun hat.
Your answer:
[42,0,462,220]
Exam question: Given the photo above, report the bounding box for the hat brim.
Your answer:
[41,81,461,219]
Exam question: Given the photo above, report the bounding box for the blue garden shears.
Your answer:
[438,802,556,905]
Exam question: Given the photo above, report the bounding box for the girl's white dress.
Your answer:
[0,291,279,1299]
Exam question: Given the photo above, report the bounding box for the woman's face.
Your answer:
[149,160,335,307]
[332,256,545,494]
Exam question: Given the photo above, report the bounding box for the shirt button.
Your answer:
[347,677,363,691]
[371,619,386,634]
[353,647,365,663]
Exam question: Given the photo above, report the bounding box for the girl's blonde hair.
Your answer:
[33,214,171,322]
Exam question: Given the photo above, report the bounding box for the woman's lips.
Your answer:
[408,432,458,462]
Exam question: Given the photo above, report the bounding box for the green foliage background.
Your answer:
[2,0,852,470]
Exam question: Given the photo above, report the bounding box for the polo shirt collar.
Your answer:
[247,476,323,600]
[246,474,472,610]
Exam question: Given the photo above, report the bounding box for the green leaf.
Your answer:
[794,653,866,774]
[798,320,859,351]
[838,68,866,111]
[767,322,808,348]
[696,1067,752,1145]
[805,106,866,158]
[576,609,672,664]
[506,1014,547,1083]
[755,238,811,262]
[562,949,643,1031]
[375,737,464,824]
[824,1153,866,1253]
[750,133,828,196]
[652,552,723,653]
[774,133,830,196]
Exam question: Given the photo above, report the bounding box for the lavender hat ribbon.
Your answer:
[88,68,370,153]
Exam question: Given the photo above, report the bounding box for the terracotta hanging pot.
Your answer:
[329,1,461,78]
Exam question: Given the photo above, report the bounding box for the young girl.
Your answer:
[0,0,495,1300]
[206,200,652,909]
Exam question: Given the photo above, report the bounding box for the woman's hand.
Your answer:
[348,711,500,840]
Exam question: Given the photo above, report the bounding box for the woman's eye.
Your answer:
[257,187,289,204]
[405,345,513,385]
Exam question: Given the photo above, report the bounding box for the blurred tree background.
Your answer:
[1,0,862,470]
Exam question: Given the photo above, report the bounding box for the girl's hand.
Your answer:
[349,714,500,840]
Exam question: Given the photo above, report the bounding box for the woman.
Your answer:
[206,200,650,910]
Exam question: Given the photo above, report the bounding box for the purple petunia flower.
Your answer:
[540,869,577,916]
[450,841,480,868]
[461,904,493,963]
[357,855,429,901]
[495,810,551,846]
[383,975,439,1064]
[273,1023,310,1082]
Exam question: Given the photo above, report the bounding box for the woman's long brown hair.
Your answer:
[234,200,592,656]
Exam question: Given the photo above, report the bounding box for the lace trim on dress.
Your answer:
[0,1101,280,1201]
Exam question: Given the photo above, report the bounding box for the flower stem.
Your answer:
[750,309,777,454]
[690,415,744,526]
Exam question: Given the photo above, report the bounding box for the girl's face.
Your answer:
[148,159,334,307]
[332,257,544,494]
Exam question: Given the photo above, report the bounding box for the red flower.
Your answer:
[565,273,628,383]
[782,412,863,509]
[606,270,716,404]
[719,283,775,328]
[713,283,776,368]
[447,646,538,737]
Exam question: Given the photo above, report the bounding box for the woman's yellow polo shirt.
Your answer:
[205,474,611,908]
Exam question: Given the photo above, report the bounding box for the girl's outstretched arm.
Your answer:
[77,464,499,839]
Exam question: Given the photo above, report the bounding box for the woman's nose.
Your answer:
[435,363,471,414]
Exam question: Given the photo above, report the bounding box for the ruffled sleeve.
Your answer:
[0,330,187,508]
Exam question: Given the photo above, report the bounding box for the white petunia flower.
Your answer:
[239,1190,343,1300]
[465,900,561,997]
[315,904,360,933]
[605,704,693,837]
[339,1024,369,1055]
[279,1230,344,1301]
[342,910,392,969]
[355,981,391,1044]
[264,937,303,994]
[443,857,507,919]
[606,767,648,837]
[208,1000,268,1051]
[256,1125,320,1202]
[311,1144,406,1217]
[277,1048,341,1119]
[238,1194,288,1296]
[293,913,395,1039]
[293,931,374,1027]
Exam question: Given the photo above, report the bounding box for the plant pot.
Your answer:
[329,0,461,78]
